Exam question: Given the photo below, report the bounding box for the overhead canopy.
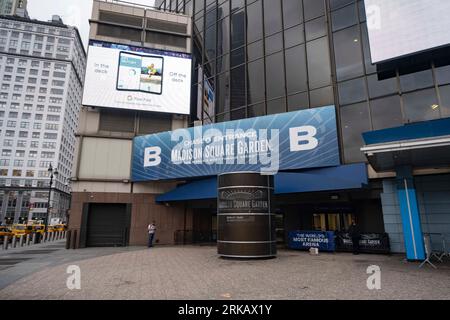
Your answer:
[156,177,217,202]
[156,164,368,203]
[361,118,450,172]
[274,163,368,195]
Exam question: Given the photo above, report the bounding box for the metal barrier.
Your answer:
[71,230,77,249]
[65,230,72,249]
[0,231,70,250]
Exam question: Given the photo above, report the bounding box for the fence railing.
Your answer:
[1,231,67,250]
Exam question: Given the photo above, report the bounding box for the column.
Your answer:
[0,191,9,224]
[395,166,425,261]
[13,191,23,224]
[217,172,276,258]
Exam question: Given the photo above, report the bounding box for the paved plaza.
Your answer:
[0,243,449,300]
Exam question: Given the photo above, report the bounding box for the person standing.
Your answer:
[348,220,361,255]
[148,221,156,248]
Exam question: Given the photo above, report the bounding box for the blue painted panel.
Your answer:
[274,163,367,194]
[363,117,450,145]
[397,186,426,260]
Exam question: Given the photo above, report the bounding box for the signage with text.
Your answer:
[288,231,336,252]
[132,106,339,181]
[82,40,192,114]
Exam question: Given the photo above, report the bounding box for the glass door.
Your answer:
[313,214,327,231]
[313,213,354,232]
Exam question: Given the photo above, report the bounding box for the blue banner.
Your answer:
[132,105,340,181]
[288,231,336,252]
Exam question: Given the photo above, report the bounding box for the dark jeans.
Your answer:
[352,237,361,254]
[148,233,155,247]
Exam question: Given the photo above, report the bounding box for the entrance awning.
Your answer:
[156,164,368,203]
[361,118,450,172]
[156,177,217,202]
[274,163,368,195]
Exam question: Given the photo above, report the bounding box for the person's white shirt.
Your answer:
[148,224,156,234]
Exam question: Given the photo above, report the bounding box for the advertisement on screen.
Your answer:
[82,40,192,114]
[365,0,450,63]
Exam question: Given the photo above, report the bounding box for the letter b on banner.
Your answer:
[289,126,318,152]
[144,147,162,167]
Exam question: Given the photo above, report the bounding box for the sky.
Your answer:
[27,0,156,49]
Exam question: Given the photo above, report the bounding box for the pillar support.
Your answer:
[395,166,425,261]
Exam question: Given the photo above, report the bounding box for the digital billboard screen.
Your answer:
[82,40,192,114]
[364,0,450,63]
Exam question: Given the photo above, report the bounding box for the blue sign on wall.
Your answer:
[132,105,340,181]
[288,231,336,252]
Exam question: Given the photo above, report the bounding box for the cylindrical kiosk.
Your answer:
[217,172,276,258]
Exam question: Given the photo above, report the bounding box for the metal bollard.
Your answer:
[42,233,47,243]
[19,235,24,247]
[71,230,77,249]
[32,233,36,245]
[2,236,8,250]
[26,234,31,246]
[65,230,71,249]
[12,236,17,248]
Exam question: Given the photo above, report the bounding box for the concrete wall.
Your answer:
[78,137,132,180]
[381,175,450,253]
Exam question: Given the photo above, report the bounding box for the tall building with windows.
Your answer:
[68,0,450,262]
[0,0,28,18]
[188,0,450,258]
[0,14,86,224]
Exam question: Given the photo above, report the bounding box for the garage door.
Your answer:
[86,204,129,247]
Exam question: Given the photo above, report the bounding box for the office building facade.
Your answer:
[69,0,450,260]
[0,0,28,18]
[0,14,86,224]
[68,0,193,248]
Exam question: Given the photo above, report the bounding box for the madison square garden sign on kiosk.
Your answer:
[132,105,340,258]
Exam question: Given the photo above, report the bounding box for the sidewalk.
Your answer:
[0,246,449,300]
[0,240,141,290]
